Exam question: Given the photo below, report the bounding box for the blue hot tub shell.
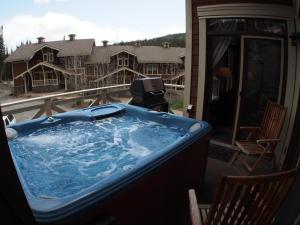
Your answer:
[7,104,211,225]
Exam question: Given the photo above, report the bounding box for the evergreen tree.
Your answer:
[0,26,12,81]
[0,25,6,80]
[113,33,185,48]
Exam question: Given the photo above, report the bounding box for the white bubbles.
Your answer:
[9,115,186,198]
[189,123,202,133]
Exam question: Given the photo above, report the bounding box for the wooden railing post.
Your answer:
[102,89,107,104]
[45,98,53,116]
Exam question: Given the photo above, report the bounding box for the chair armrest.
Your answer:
[240,126,260,131]
[257,139,280,144]
[189,189,201,225]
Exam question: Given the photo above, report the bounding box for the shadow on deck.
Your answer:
[203,143,274,203]
[170,143,274,225]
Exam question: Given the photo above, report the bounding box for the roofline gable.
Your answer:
[111,50,137,57]
[31,44,61,59]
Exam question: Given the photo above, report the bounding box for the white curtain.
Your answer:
[210,20,238,67]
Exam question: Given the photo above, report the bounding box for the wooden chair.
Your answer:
[230,101,287,174]
[188,168,298,225]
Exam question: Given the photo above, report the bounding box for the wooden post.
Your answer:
[102,89,107,104]
[42,65,46,86]
[29,71,33,90]
[54,70,58,86]
[22,76,27,94]
[64,73,68,90]
[75,75,78,90]
[45,98,52,116]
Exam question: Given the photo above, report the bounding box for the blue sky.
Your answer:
[1,0,185,50]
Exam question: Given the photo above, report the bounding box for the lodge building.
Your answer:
[5,35,185,94]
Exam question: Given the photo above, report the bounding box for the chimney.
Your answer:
[162,42,170,48]
[68,34,76,41]
[135,41,141,47]
[37,37,45,44]
[102,40,109,47]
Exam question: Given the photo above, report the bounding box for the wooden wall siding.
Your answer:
[189,0,293,118]
[12,62,27,86]
[13,62,27,78]
[14,77,24,86]
[13,62,26,86]
[30,47,59,67]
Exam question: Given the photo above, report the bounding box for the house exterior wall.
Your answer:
[86,61,184,81]
[12,62,27,94]
[186,0,293,118]
[29,47,60,67]
[185,0,297,166]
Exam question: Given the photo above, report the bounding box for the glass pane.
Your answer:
[205,36,240,143]
[208,18,246,33]
[253,19,287,35]
[147,65,152,74]
[239,38,282,126]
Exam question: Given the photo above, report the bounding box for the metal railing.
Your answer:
[1,83,184,121]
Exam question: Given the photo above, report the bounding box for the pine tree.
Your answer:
[0,25,6,80]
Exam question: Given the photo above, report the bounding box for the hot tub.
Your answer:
[8,104,211,225]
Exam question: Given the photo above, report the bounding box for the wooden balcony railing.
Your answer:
[1,84,184,121]
[32,79,59,87]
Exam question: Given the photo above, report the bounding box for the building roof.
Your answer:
[5,39,95,62]
[86,45,185,64]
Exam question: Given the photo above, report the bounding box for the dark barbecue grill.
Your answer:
[130,78,169,112]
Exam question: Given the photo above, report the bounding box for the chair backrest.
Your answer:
[205,168,298,225]
[260,101,287,139]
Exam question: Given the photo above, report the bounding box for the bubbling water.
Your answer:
[9,115,186,199]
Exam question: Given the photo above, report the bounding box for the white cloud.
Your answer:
[2,12,184,50]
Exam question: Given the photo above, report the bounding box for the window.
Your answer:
[124,58,129,66]
[152,64,158,74]
[118,59,123,66]
[146,64,158,75]
[49,53,54,62]
[253,19,286,35]
[43,53,48,62]
[43,52,54,63]
[46,72,55,79]
[68,57,74,68]
[208,18,246,33]
[207,18,287,36]
[77,58,82,68]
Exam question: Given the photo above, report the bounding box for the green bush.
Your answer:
[76,99,84,106]
[170,100,183,110]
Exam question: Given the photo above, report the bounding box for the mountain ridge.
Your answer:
[114,33,185,48]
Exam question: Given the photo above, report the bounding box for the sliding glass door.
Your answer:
[232,36,284,144]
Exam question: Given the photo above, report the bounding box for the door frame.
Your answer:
[232,35,285,145]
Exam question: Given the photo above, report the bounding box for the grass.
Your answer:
[170,100,183,110]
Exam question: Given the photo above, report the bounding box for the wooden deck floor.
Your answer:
[170,144,274,225]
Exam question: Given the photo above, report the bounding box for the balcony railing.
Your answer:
[32,80,44,87]
[32,79,59,87]
[45,79,59,85]
[1,83,184,121]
